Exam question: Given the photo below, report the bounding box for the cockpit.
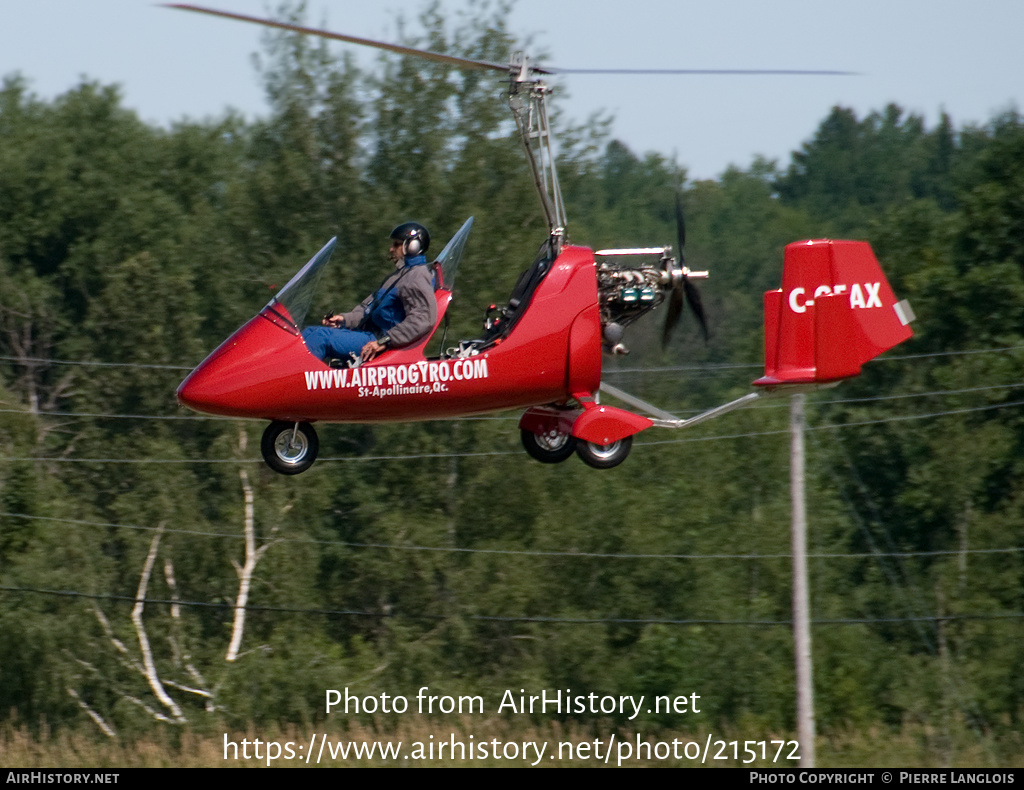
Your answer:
[263,217,560,365]
[267,217,473,338]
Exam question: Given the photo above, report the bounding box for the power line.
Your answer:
[5,511,1022,562]
[813,429,996,738]
[4,342,1024,377]
[1,394,1020,465]
[885,344,1024,362]
[0,355,192,371]
[815,398,1024,429]
[1,584,1020,627]
[819,381,1024,405]
[0,450,518,464]
[0,407,518,424]
[0,391,1018,465]
[2,377,1022,427]
[582,344,1024,377]
[644,397,1024,449]
[0,407,227,422]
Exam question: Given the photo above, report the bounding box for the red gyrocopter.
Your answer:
[171,5,914,474]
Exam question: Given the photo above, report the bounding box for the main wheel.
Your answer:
[575,436,633,469]
[261,421,319,475]
[521,427,577,464]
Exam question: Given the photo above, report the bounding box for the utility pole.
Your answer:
[790,393,815,767]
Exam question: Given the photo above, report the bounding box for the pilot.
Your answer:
[302,222,437,363]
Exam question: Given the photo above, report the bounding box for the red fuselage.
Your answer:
[177,245,603,423]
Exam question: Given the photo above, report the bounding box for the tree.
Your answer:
[777,104,950,231]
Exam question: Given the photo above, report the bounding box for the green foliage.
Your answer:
[2,1,1024,757]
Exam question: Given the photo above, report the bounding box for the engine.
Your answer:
[595,247,705,354]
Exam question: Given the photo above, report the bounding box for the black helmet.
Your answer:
[390,222,430,257]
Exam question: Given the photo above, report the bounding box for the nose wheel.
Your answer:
[261,421,319,475]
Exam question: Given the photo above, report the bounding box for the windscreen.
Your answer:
[433,217,473,291]
[267,237,337,328]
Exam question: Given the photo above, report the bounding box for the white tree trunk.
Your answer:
[131,523,186,723]
[226,430,268,662]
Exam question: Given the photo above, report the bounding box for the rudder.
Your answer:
[755,239,914,387]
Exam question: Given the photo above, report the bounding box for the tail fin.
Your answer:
[755,239,914,388]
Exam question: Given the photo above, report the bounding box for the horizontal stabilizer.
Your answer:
[754,240,913,388]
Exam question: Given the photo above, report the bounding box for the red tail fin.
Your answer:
[755,239,914,387]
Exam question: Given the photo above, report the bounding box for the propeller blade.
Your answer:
[663,192,709,345]
[675,192,686,266]
[662,285,684,348]
[683,276,709,342]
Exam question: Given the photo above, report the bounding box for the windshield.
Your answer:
[266,237,337,328]
[434,217,473,291]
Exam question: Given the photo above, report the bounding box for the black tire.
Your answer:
[575,435,632,469]
[521,427,577,464]
[261,421,319,475]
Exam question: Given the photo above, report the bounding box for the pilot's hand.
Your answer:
[322,314,344,327]
[360,340,386,362]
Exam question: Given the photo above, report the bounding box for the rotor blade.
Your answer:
[164,5,854,79]
[545,68,859,76]
[163,4,514,74]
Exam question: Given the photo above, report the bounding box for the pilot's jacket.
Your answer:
[341,254,437,346]
[301,255,437,361]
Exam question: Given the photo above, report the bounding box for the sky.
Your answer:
[0,0,1022,181]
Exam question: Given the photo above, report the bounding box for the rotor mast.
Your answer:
[508,54,567,247]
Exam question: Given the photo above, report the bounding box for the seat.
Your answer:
[477,238,558,346]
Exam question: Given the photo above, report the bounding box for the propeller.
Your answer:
[662,193,709,347]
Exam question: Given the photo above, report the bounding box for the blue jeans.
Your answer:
[302,326,378,361]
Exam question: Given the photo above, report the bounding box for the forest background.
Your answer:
[2,2,1024,768]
